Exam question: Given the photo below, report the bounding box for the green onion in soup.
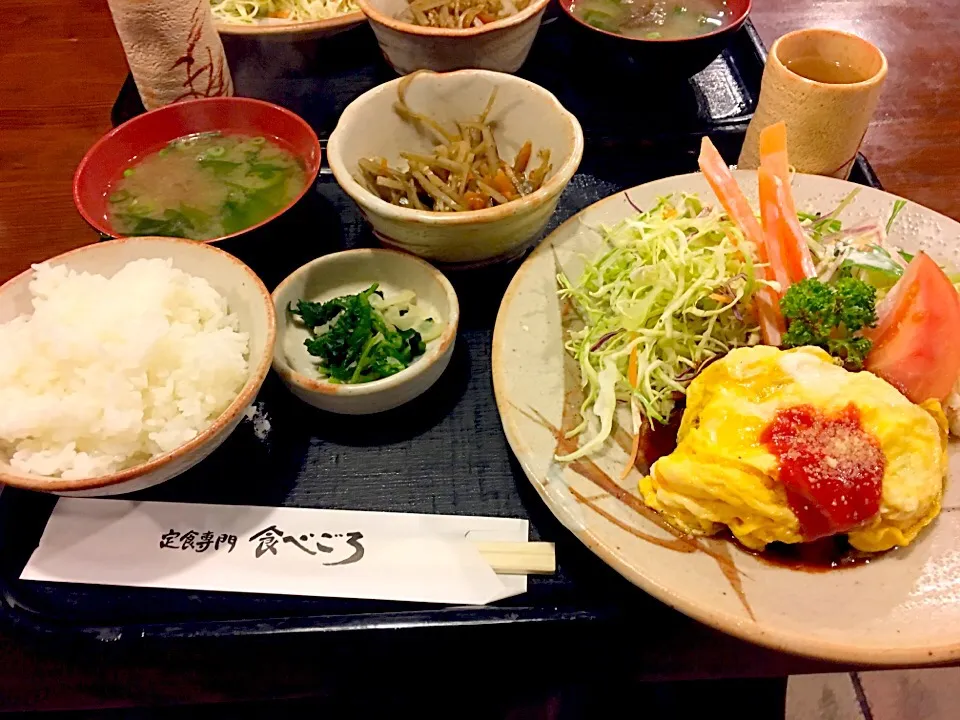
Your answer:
[107,132,306,241]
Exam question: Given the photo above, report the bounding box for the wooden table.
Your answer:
[0,0,958,711]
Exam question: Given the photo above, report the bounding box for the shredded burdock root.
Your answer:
[400,0,531,28]
[355,73,552,212]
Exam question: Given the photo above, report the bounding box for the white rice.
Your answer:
[0,258,250,480]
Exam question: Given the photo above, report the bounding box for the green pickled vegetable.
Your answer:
[290,284,444,385]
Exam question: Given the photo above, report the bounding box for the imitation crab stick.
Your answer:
[759,122,795,218]
[758,123,817,285]
[758,167,795,293]
[698,136,785,346]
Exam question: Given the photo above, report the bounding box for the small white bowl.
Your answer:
[272,249,459,414]
[327,70,584,268]
[355,0,550,74]
[0,237,276,497]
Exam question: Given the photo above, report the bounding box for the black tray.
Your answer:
[1,17,882,644]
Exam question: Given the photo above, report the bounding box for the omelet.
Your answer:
[639,346,948,553]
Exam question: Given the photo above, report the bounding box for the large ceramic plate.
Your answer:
[215,12,365,41]
[493,170,960,665]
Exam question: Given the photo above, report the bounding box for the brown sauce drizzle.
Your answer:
[639,405,684,467]
[724,532,878,572]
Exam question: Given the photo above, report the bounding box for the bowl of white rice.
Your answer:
[0,237,276,497]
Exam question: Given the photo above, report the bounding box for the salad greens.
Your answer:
[886,199,907,235]
[291,284,443,384]
[209,0,357,25]
[802,190,911,295]
[556,194,762,461]
[557,184,918,463]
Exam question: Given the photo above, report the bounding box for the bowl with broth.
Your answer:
[74,97,321,243]
[558,0,751,76]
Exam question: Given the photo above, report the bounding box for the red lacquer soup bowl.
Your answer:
[557,0,752,77]
[73,97,321,243]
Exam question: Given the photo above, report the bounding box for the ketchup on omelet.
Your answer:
[761,404,886,541]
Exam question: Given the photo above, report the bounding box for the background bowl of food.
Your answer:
[557,0,751,77]
[211,0,365,40]
[327,70,584,268]
[272,248,459,414]
[0,237,276,497]
[73,97,321,244]
[355,0,551,74]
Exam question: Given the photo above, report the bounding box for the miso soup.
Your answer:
[570,0,733,40]
[107,132,307,241]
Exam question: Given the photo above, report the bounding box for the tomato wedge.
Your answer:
[698,137,785,346]
[864,252,960,403]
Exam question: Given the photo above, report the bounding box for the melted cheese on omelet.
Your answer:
[639,346,947,552]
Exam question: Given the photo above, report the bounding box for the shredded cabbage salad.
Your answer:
[556,185,929,464]
[556,193,764,462]
[210,0,358,24]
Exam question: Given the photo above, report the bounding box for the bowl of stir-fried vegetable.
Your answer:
[272,248,459,414]
[355,0,550,74]
[327,70,584,268]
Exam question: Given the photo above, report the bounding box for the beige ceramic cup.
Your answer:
[107,0,233,110]
[739,28,887,178]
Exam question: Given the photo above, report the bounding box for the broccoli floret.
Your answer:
[780,277,877,370]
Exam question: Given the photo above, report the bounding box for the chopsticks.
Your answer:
[473,541,556,575]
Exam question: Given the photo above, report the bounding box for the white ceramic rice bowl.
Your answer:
[0,237,276,497]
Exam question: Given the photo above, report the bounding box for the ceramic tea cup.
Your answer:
[739,28,887,179]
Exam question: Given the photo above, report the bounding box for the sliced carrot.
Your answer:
[478,11,497,22]
[464,191,488,211]
[492,169,516,199]
[268,9,291,17]
[620,430,642,481]
[699,136,785,345]
[621,347,642,480]
[513,140,532,174]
